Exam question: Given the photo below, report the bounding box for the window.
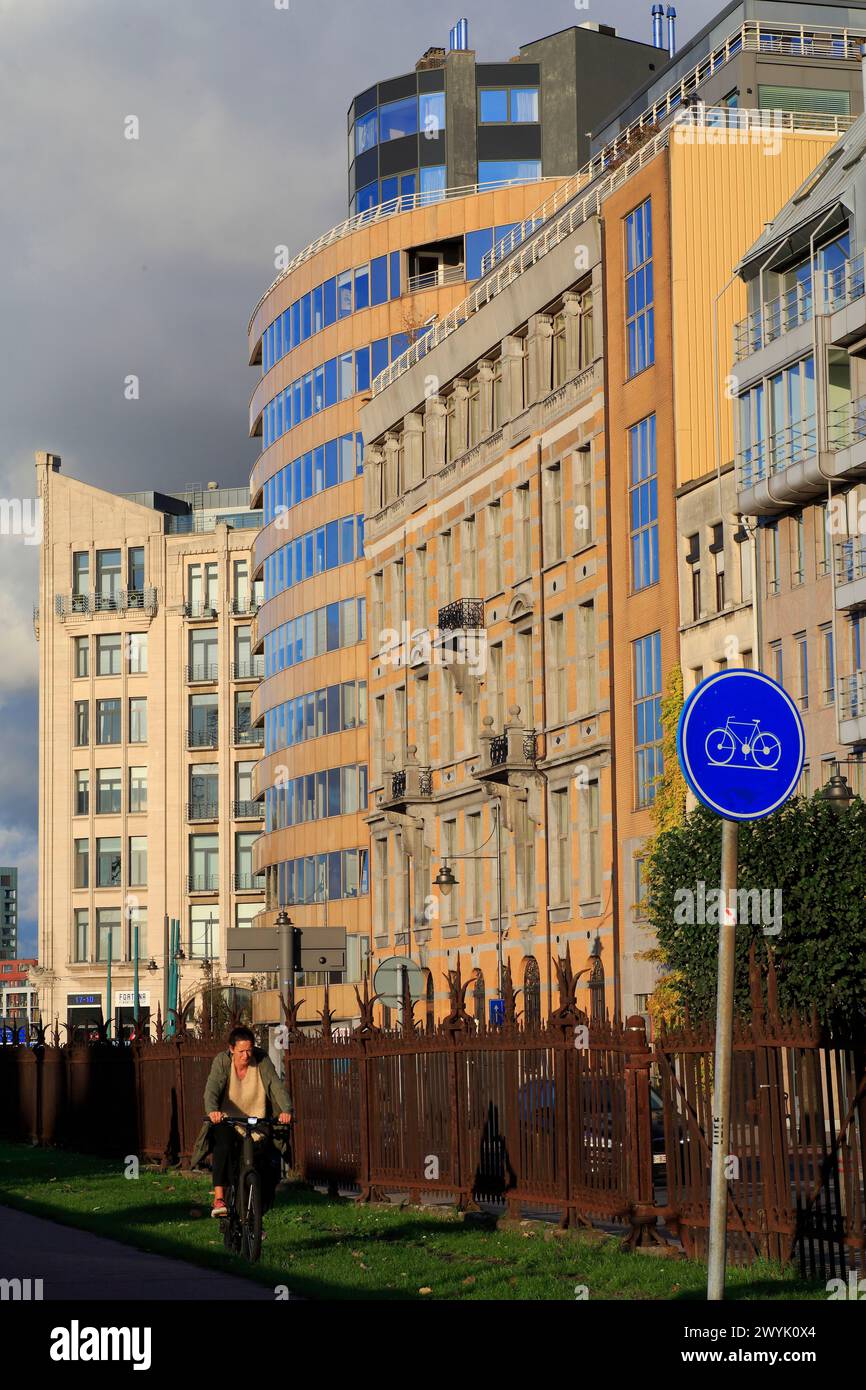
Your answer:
[477,159,541,189]
[551,787,570,905]
[584,781,601,900]
[379,95,417,141]
[190,763,218,817]
[442,819,458,922]
[96,768,121,815]
[72,551,89,598]
[515,483,531,578]
[96,908,122,963]
[419,90,444,138]
[466,812,483,920]
[462,516,477,593]
[74,909,89,962]
[488,642,505,728]
[75,770,89,816]
[419,166,446,200]
[573,447,593,549]
[517,627,534,727]
[190,694,218,747]
[236,832,259,889]
[129,697,147,744]
[821,625,835,704]
[129,767,148,814]
[576,601,596,714]
[439,529,452,603]
[543,464,563,562]
[190,906,219,961]
[478,87,539,123]
[415,675,429,764]
[633,632,663,807]
[127,632,148,673]
[190,628,218,681]
[515,800,535,909]
[548,614,567,725]
[479,88,508,123]
[74,637,89,678]
[128,546,145,595]
[792,514,806,585]
[129,837,147,887]
[415,546,428,626]
[768,356,815,470]
[190,834,219,892]
[96,634,121,676]
[625,199,654,377]
[74,839,89,889]
[354,108,377,155]
[96,549,121,604]
[487,501,503,593]
[75,700,89,747]
[628,415,658,590]
[96,699,120,745]
[816,501,830,576]
[374,839,388,938]
[770,639,783,686]
[441,669,454,763]
[236,760,255,805]
[796,632,809,710]
[96,837,122,888]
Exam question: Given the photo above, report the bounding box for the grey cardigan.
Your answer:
[190,1048,293,1169]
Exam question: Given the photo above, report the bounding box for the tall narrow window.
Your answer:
[488,642,505,727]
[625,198,654,377]
[796,632,809,710]
[770,639,783,686]
[633,631,663,807]
[415,546,428,627]
[821,624,835,704]
[551,787,570,905]
[415,675,429,764]
[576,601,596,715]
[517,627,534,727]
[792,514,806,585]
[543,464,563,562]
[628,414,658,590]
[767,522,780,595]
[462,516,477,594]
[374,839,388,938]
[573,447,593,549]
[515,800,535,909]
[585,781,601,900]
[487,501,503,593]
[442,820,458,923]
[548,613,567,725]
[515,484,531,578]
[466,812,483,920]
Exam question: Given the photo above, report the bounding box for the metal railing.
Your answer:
[55,588,158,618]
[438,598,484,630]
[166,511,262,535]
[185,663,218,683]
[406,263,465,294]
[186,726,218,749]
[734,282,813,360]
[823,252,866,313]
[233,725,263,746]
[835,537,866,585]
[233,873,265,891]
[187,801,218,822]
[231,597,261,616]
[828,395,866,451]
[737,416,818,490]
[184,601,219,619]
[839,669,866,720]
[232,800,264,819]
[374,110,851,396]
[231,659,264,679]
[187,875,219,892]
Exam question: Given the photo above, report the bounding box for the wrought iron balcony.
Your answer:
[477,709,537,781]
[186,726,219,749]
[233,725,263,746]
[184,601,219,619]
[438,598,484,630]
[232,800,264,819]
[376,748,433,809]
[55,588,158,618]
[233,873,265,892]
[187,875,219,893]
[186,663,219,683]
[231,597,261,616]
[231,659,264,680]
[187,801,219,822]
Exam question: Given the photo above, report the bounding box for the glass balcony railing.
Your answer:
[734,282,813,360]
[823,253,865,314]
[828,395,866,451]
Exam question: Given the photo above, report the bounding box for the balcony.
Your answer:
[826,254,866,353]
[186,663,218,684]
[187,801,219,822]
[233,725,263,746]
[835,538,866,610]
[839,670,866,745]
[406,263,465,295]
[376,749,433,810]
[231,597,261,616]
[187,875,219,893]
[827,395,866,452]
[733,282,813,362]
[186,726,218,749]
[231,659,264,680]
[232,800,264,820]
[55,588,158,619]
[476,708,537,785]
[184,601,219,619]
[437,598,485,630]
[233,873,265,892]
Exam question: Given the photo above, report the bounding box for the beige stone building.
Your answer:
[35,453,265,1036]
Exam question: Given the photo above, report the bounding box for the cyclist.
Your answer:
[190,1025,292,1217]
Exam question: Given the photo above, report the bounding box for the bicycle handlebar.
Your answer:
[206,1114,291,1129]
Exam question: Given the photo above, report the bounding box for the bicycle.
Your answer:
[208,1114,289,1263]
[704,716,781,770]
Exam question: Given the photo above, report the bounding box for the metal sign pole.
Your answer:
[707,816,738,1301]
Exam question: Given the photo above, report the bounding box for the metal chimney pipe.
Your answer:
[652,4,665,49]
[667,5,677,58]
[457,17,468,50]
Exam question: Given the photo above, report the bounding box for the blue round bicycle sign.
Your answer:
[677,669,805,821]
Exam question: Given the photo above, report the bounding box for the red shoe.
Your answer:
[211,1197,228,1218]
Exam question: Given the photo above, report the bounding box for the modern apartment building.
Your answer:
[35,454,265,1037]
[0,959,39,1033]
[0,868,17,959]
[363,12,866,1022]
[732,107,866,793]
[347,20,661,214]
[361,187,609,1024]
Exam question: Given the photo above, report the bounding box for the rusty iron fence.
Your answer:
[1,949,864,1277]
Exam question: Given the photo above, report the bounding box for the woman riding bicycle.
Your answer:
[190,1025,292,1217]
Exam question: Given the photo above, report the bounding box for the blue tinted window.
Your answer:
[312,285,323,333]
[327,603,340,649]
[389,251,401,298]
[292,380,302,423]
[326,521,339,569]
[293,458,302,503]
[355,109,377,155]
[323,277,336,326]
[315,527,326,574]
[466,228,494,279]
[511,88,539,122]
[380,95,417,141]
[339,352,354,399]
[371,256,388,305]
[380,176,398,205]
[314,364,325,412]
[357,515,365,556]
[324,357,338,407]
[301,294,312,340]
[304,533,314,578]
[355,347,370,394]
[356,182,377,213]
[314,447,325,493]
[419,90,445,137]
[302,372,313,419]
[419,165,446,200]
[390,333,409,360]
[325,439,338,488]
[303,453,313,498]
[337,270,352,318]
[354,264,369,310]
[372,337,389,378]
[479,89,508,122]
[290,302,300,350]
[400,172,415,202]
[478,160,541,188]
[341,517,355,563]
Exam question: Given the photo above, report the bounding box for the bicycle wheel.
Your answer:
[706,728,735,765]
[222,1187,241,1254]
[240,1170,263,1263]
[752,732,781,770]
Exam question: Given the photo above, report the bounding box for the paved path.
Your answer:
[0,1204,278,1300]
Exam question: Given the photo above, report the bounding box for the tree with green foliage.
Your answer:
[643,796,866,1033]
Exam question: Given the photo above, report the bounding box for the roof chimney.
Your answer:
[666,5,677,58]
[651,4,665,49]
[449,18,469,51]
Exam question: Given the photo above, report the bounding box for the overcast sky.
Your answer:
[0,0,719,955]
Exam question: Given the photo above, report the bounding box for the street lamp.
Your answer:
[819,769,854,813]
[433,863,457,896]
